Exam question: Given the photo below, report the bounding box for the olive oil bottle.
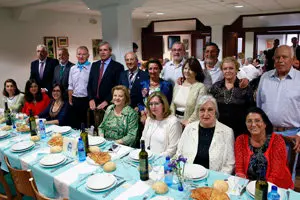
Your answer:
[4,102,12,125]
[139,140,149,181]
[80,123,89,155]
[29,109,37,136]
[255,168,268,200]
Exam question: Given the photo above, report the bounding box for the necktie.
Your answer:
[96,61,105,98]
[129,72,134,89]
[39,62,45,80]
[59,65,65,79]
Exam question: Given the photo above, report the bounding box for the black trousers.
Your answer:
[69,96,89,129]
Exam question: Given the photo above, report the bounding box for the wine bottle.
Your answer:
[80,123,89,155]
[139,140,149,181]
[29,109,37,136]
[255,168,268,200]
[4,102,12,125]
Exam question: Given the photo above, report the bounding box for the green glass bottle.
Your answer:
[139,140,149,181]
[80,123,89,155]
[255,168,268,200]
[29,109,37,136]
[4,102,12,126]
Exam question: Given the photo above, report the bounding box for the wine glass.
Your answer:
[233,173,247,199]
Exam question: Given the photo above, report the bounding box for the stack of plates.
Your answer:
[246,181,284,199]
[0,131,9,139]
[88,135,106,146]
[39,154,67,168]
[47,125,71,135]
[183,164,208,181]
[11,141,35,153]
[86,173,117,192]
[128,149,154,162]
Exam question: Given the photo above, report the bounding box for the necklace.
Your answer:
[8,95,15,100]
[223,88,234,104]
[147,120,163,150]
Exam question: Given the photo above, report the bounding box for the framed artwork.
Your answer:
[57,37,69,47]
[44,37,56,58]
[183,39,189,50]
[92,39,102,60]
[168,36,180,49]
[266,39,273,49]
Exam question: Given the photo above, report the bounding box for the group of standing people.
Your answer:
[2,39,300,190]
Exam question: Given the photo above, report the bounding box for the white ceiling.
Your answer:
[0,0,299,20]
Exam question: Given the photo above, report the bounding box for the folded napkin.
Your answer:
[115,180,152,200]
[227,176,249,196]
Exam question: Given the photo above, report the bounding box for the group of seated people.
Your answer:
[2,41,299,191]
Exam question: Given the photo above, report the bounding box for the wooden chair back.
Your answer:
[87,108,105,135]
[29,178,68,200]
[4,156,36,199]
[283,136,298,174]
[0,169,14,200]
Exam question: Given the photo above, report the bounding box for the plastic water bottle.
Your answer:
[39,120,46,139]
[78,138,86,162]
[164,156,173,186]
[267,186,280,200]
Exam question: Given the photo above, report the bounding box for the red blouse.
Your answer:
[235,133,294,189]
[22,93,50,116]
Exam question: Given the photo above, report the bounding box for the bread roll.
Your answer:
[103,161,116,172]
[50,146,63,153]
[213,180,229,193]
[30,135,40,142]
[52,133,62,138]
[89,146,100,153]
[152,181,168,194]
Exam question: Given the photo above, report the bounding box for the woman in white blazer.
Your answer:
[176,95,235,174]
[141,92,182,157]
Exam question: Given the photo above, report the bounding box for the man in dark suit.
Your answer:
[53,47,74,99]
[291,37,300,61]
[266,39,279,71]
[88,41,124,111]
[119,52,148,109]
[30,44,59,94]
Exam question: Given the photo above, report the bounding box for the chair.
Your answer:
[4,156,36,200]
[283,136,298,174]
[87,108,105,135]
[0,169,14,200]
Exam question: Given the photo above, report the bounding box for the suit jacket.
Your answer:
[30,57,59,92]
[119,69,148,108]
[88,59,124,104]
[52,61,74,97]
[176,120,235,174]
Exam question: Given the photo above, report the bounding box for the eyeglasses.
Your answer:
[246,119,263,125]
[149,102,161,107]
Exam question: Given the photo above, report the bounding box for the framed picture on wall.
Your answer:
[168,36,181,49]
[92,39,102,60]
[57,37,69,47]
[44,37,56,58]
[183,39,189,50]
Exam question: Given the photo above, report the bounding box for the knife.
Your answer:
[102,180,126,198]
[50,159,74,173]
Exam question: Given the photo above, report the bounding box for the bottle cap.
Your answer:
[271,185,278,191]
[166,156,170,160]
[78,137,82,141]
[39,119,43,122]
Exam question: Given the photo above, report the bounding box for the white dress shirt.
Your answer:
[68,63,91,97]
[240,64,260,81]
[161,59,185,86]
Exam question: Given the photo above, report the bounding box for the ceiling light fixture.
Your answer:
[234,5,244,8]
[156,12,164,15]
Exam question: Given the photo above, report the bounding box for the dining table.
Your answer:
[0,122,299,200]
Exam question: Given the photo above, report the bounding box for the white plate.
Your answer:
[11,141,35,152]
[88,135,105,146]
[86,173,117,190]
[184,164,208,180]
[40,154,66,166]
[86,180,117,192]
[40,157,67,168]
[150,196,174,200]
[246,181,284,199]
[47,125,71,134]
[0,131,9,139]
[129,149,153,160]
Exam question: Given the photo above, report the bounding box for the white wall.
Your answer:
[245,32,254,59]
[257,34,286,54]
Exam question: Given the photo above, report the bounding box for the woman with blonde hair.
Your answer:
[141,92,182,157]
[98,85,138,147]
[209,57,254,138]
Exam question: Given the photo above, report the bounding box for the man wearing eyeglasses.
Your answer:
[161,42,186,86]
